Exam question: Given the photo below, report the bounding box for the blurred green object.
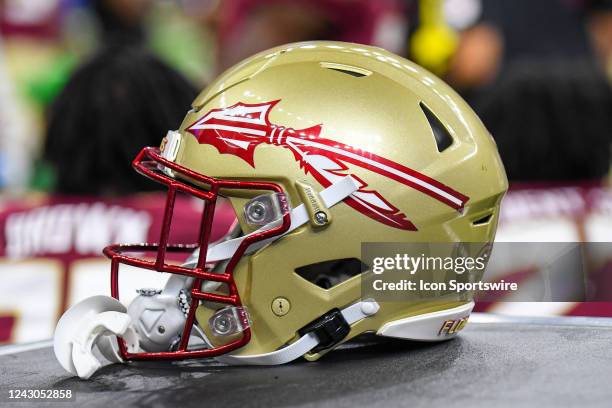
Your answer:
[29,159,56,192]
[148,4,213,86]
[26,53,77,109]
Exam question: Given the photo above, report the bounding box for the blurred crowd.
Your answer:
[0,0,611,195]
[2,0,612,344]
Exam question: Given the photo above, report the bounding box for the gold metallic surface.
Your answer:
[181,41,508,357]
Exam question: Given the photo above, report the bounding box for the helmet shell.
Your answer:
[166,41,507,357]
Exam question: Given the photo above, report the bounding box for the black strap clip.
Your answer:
[298,308,350,353]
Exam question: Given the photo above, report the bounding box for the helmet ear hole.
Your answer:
[295,258,368,290]
[420,102,454,152]
[315,277,333,289]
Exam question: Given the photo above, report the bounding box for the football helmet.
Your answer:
[54,41,507,378]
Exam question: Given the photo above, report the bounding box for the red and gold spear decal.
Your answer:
[187,100,468,230]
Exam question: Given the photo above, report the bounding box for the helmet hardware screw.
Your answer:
[212,315,233,335]
[246,201,267,223]
[314,211,328,225]
[157,325,166,334]
[271,297,291,316]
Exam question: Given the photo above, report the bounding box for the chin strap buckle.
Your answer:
[216,299,379,366]
[298,309,351,353]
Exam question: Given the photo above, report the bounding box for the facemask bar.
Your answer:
[103,146,292,361]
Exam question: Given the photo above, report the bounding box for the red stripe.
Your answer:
[291,136,469,210]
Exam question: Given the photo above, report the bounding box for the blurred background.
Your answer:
[0,0,611,344]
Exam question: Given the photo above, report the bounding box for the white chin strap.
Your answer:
[185,175,360,266]
[217,299,380,365]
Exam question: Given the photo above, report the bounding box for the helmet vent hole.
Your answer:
[420,102,453,152]
[328,68,367,77]
[315,277,333,289]
[295,258,368,289]
[320,62,371,77]
[472,213,493,226]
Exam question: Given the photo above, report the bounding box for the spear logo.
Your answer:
[187,100,468,231]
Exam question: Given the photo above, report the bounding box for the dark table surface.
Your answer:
[1,313,611,408]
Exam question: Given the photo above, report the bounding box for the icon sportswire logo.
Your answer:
[187,100,468,230]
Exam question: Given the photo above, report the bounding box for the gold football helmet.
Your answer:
[54,41,507,378]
